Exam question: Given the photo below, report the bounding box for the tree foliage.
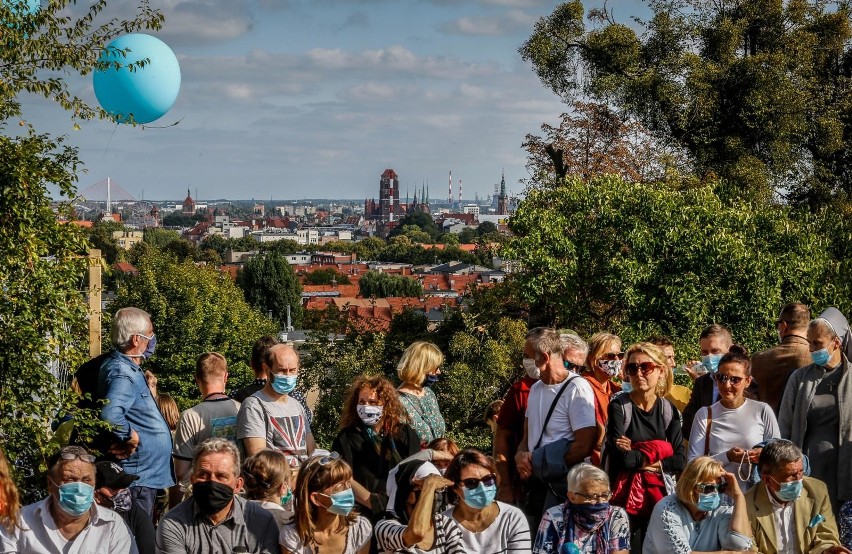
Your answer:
[299,312,526,450]
[520,0,852,206]
[303,268,352,286]
[237,251,303,329]
[111,249,277,410]
[0,0,164,499]
[358,271,423,298]
[503,174,844,358]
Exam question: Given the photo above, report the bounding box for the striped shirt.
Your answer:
[375,514,466,554]
[442,502,531,554]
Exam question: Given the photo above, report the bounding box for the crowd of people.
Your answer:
[1,303,852,553]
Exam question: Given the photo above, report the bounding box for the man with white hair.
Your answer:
[98,307,174,516]
[515,327,596,522]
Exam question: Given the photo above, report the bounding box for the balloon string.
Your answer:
[103,122,119,159]
[141,117,184,130]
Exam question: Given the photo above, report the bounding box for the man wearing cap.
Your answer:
[95,461,155,554]
[779,310,852,514]
[98,307,174,516]
[0,446,136,554]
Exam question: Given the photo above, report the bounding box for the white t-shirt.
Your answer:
[687,398,780,489]
[442,501,530,554]
[237,390,311,464]
[527,372,596,451]
[279,515,371,554]
[0,498,137,554]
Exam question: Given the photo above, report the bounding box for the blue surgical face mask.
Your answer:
[423,374,440,387]
[142,334,157,359]
[462,482,497,510]
[696,492,720,511]
[621,380,633,393]
[54,481,95,517]
[323,488,355,516]
[775,479,804,502]
[280,488,293,507]
[811,347,831,367]
[701,354,723,373]
[271,374,297,395]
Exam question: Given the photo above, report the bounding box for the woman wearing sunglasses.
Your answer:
[442,448,530,553]
[583,333,624,465]
[644,456,755,553]
[280,453,372,554]
[605,342,685,552]
[686,346,780,491]
[533,463,629,554]
[333,375,421,522]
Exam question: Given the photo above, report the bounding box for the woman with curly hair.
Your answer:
[332,375,421,521]
[0,448,21,538]
[279,453,372,554]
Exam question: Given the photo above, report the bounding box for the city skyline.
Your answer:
[21,0,650,201]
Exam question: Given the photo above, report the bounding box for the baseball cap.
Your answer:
[95,461,140,490]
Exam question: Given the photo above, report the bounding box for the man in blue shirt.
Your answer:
[98,307,174,516]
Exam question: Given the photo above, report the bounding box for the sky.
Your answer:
[22,0,651,202]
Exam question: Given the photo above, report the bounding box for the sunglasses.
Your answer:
[695,481,727,494]
[58,448,96,464]
[712,374,745,385]
[317,452,340,466]
[625,361,657,376]
[600,352,625,361]
[458,473,497,490]
[572,491,612,503]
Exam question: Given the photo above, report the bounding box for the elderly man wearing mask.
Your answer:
[779,308,852,515]
[0,446,136,554]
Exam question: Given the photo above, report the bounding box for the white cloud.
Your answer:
[439,9,535,36]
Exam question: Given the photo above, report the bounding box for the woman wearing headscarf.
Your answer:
[374,459,465,554]
[333,375,421,521]
[779,307,852,514]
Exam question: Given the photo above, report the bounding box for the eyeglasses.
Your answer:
[458,473,497,490]
[572,491,612,503]
[695,482,727,494]
[600,352,625,361]
[58,448,96,464]
[625,362,657,376]
[712,374,745,385]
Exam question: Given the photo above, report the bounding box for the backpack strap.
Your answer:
[533,375,577,450]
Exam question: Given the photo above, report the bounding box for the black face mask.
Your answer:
[192,481,234,515]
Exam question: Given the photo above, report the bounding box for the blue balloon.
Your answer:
[93,34,181,124]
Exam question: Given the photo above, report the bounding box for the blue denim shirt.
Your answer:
[98,350,175,489]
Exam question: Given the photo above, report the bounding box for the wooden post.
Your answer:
[88,249,102,358]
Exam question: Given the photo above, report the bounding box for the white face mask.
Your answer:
[522,357,540,379]
[357,404,383,426]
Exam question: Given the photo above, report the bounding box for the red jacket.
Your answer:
[611,439,673,519]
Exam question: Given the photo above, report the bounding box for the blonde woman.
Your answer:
[644,456,754,553]
[604,342,684,552]
[243,450,294,529]
[583,333,623,465]
[397,342,446,446]
[279,453,371,554]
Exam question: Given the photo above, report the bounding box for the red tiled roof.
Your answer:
[113,262,138,275]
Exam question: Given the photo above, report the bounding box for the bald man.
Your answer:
[236,344,316,467]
